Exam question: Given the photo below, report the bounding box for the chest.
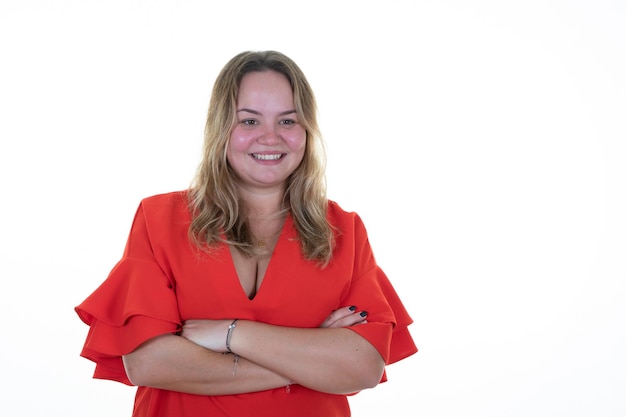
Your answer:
[228,245,270,300]
[169,237,353,327]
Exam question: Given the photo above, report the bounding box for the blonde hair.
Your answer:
[189,51,334,265]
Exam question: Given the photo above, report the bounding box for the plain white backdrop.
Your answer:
[1,1,624,416]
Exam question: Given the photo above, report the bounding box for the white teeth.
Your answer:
[252,153,282,160]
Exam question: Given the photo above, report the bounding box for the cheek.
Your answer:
[226,137,248,169]
[286,129,307,152]
[228,131,251,153]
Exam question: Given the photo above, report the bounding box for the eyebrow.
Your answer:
[236,108,297,116]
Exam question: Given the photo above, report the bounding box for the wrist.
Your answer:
[225,319,239,353]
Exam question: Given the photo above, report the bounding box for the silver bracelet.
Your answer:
[232,354,239,377]
[225,319,239,353]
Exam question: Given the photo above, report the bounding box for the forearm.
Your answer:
[122,334,290,395]
[229,321,385,394]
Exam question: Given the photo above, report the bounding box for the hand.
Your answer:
[181,306,367,351]
[180,319,233,353]
[319,306,368,328]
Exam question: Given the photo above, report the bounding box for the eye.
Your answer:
[279,119,296,126]
[241,119,257,126]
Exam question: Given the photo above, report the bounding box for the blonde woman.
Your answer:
[76,50,416,417]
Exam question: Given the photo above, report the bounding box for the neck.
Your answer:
[239,186,286,220]
[237,185,288,250]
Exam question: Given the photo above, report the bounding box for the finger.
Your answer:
[322,309,369,328]
[343,311,368,327]
[319,306,357,328]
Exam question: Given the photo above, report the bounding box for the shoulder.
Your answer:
[328,200,352,218]
[327,200,366,231]
[138,190,191,222]
[140,190,189,209]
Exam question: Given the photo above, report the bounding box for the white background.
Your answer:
[1,1,624,416]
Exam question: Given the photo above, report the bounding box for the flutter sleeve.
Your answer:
[339,213,417,377]
[75,202,181,385]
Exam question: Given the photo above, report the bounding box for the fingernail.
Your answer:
[360,311,368,317]
[349,306,356,311]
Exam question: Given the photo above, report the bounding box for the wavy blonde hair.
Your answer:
[188,51,334,265]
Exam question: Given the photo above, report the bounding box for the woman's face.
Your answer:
[227,70,306,193]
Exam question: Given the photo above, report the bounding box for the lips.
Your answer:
[251,153,284,161]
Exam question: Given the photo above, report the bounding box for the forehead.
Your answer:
[238,71,293,97]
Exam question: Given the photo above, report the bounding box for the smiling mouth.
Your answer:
[251,153,284,161]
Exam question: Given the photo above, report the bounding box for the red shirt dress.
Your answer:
[76,191,417,417]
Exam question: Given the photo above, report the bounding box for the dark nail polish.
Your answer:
[349,306,356,311]
[360,311,368,317]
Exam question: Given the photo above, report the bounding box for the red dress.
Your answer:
[75,191,417,417]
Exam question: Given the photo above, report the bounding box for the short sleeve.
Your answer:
[75,203,181,385]
[337,212,417,376]
[346,266,417,365]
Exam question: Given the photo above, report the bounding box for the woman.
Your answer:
[75,50,417,417]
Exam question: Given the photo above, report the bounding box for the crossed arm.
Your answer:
[122,307,386,396]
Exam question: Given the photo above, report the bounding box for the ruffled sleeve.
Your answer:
[336,211,417,379]
[346,266,417,365]
[75,202,181,385]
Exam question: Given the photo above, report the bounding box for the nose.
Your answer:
[258,124,280,145]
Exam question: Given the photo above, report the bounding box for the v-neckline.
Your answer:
[226,215,293,301]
